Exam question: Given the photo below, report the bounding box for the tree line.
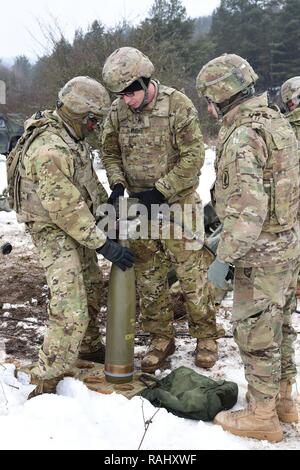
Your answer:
[0,0,299,139]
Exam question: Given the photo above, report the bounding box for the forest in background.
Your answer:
[1,0,300,138]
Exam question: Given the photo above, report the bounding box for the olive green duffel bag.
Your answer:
[141,366,238,421]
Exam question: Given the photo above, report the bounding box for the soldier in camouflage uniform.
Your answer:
[281,76,300,142]
[101,47,218,373]
[196,54,300,442]
[280,78,300,409]
[7,76,134,395]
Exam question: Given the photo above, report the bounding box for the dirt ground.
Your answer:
[0,243,189,365]
[0,246,47,360]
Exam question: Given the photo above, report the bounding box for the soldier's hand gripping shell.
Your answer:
[96,238,135,271]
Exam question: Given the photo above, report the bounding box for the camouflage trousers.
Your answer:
[232,259,299,401]
[130,236,217,340]
[28,222,104,380]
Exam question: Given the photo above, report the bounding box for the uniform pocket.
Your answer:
[233,307,282,353]
[215,155,241,218]
[274,166,299,226]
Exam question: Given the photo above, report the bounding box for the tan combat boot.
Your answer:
[16,366,65,399]
[277,380,299,423]
[28,373,66,399]
[195,338,218,369]
[141,337,175,373]
[245,381,299,424]
[214,398,283,442]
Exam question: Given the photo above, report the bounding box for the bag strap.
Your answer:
[139,373,161,389]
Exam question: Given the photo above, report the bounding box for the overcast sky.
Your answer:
[1,0,220,59]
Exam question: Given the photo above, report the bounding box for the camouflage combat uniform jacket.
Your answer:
[16,110,107,249]
[286,107,300,218]
[101,80,204,204]
[214,93,300,267]
[101,81,216,342]
[286,107,300,142]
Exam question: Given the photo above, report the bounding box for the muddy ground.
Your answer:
[0,242,189,365]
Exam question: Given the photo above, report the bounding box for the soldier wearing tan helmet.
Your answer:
[281,78,300,316]
[7,76,134,396]
[281,77,300,186]
[196,54,300,442]
[281,76,300,140]
[101,46,218,373]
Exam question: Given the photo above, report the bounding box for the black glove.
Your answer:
[107,184,125,205]
[131,188,165,213]
[96,239,134,271]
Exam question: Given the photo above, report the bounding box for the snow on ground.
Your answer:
[0,154,7,194]
[198,147,216,205]
[0,151,299,450]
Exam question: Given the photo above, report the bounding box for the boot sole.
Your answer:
[141,342,176,373]
[214,418,283,443]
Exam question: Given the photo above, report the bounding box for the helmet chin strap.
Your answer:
[217,85,256,117]
[133,78,150,113]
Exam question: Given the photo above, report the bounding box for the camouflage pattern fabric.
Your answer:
[286,107,300,286]
[102,80,217,340]
[212,92,300,401]
[286,107,300,144]
[102,81,204,203]
[131,235,217,340]
[28,223,105,380]
[16,111,108,380]
[232,260,299,400]
[57,76,111,140]
[18,111,107,249]
[281,76,300,106]
[196,54,258,104]
[214,93,300,267]
[102,47,154,93]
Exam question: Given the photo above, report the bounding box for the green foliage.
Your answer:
[0,0,299,140]
[210,0,300,89]
[271,0,300,84]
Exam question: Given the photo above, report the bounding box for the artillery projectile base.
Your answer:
[19,360,146,399]
[73,360,146,398]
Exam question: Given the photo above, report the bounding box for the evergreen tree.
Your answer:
[130,0,195,89]
[272,0,300,85]
[210,0,283,89]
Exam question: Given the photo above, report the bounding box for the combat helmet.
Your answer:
[56,76,111,139]
[102,47,154,93]
[196,54,258,105]
[281,77,300,110]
